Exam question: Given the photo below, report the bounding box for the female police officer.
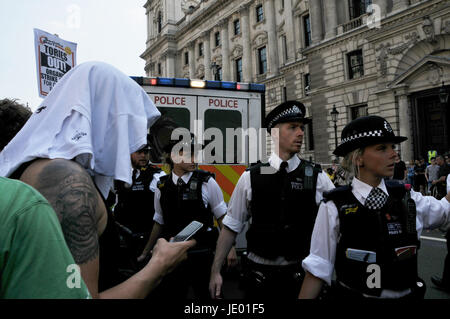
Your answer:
[299,115,450,299]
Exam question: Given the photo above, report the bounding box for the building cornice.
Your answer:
[301,0,448,56]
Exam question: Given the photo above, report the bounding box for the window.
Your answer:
[235,58,243,82]
[281,35,288,62]
[184,52,189,65]
[204,109,243,163]
[198,42,204,57]
[347,49,364,79]
[303,15,311,47]
[256,4,264,22]
[304,73,311,95]
[215,32,221,47]
[157,63,162,75]
[258,46,267,74]
[157,107,190,131]
[305,122,314,151]
[157,11,162,34]
[234,19,241,36]
[350,104,368,120]
[349,0,372,19]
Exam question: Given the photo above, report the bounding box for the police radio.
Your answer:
[403,184,417,236]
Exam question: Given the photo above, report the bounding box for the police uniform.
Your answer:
[223,101,335,298]
[153,169,227,298]
[302,116,450,299]
[114,163,166,258]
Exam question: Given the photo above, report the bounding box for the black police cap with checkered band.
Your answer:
[265,100,312,133]
[333,115,407,157]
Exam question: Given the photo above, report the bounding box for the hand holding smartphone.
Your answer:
[169,221,203,242]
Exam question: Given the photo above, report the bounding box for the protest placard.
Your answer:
[34,28,77,98]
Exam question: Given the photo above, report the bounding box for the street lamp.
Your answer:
[210,62,219,81]
[330,104,339,149]
[439,81,449,106]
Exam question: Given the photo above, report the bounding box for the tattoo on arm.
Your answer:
[37,160,99,264]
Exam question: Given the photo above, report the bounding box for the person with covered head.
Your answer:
[299,115,450,299]
[138,131,235,299]
[209,101,335,299]
[0,61,195,299]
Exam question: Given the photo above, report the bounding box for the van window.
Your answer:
[157,107,190,130]
[204,109,242,164]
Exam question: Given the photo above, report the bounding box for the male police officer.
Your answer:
[209,101,335,299]
[114,139,166,260]
[139,132,236,298]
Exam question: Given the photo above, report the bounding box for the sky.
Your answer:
[0,0,147,111]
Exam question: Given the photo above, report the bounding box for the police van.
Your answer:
[131,76,265,250]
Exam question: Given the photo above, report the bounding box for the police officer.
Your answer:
[209,101,335,299]
[299,115,450,299]
[114,140,166,260]
[139,132,236,298]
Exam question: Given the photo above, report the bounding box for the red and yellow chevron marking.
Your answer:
[199,165,247,203]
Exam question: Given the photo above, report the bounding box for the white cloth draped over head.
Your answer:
[0,61,160,198]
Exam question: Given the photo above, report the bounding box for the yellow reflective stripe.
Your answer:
[215,165,241,186]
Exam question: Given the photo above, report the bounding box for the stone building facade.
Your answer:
[141,0,450,164]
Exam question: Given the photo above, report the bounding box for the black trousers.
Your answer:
[149,250,214,300]
[240,259,304,299]
[442,230,450,284]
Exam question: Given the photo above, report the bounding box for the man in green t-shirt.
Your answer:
[0,177,91,299]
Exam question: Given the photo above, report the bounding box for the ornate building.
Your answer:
[141,0,450,164]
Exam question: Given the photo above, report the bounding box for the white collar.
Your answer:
[351,177,389,204]
[269,153,300,173]
[171,171,193,184]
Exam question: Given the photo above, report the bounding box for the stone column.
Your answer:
[392,0,409,12]
[324,0,337,39]
[166,51,176,77]
[218,19,231,81]
[265,0,279,77]
[188,41,195,78]
[398,94,413,162]
[239,4,253,82]
[202,31,211,80]
[284,0,295,63]
[310,0,323,44]
[372,0,388,17]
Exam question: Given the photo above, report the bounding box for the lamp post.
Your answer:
[211,62,219,81]
[330,104,339,149]
[439,81,449,106]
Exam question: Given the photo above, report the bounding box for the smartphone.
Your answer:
[169,221,203,242]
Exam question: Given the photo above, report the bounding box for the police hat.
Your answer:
[136,135,152,152]
[265,100,311,133]
[333,115,407,157]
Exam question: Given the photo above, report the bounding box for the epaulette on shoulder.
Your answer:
[323,185,352,202]
[246,161,270,171]
[157,174,170,189]
[385,179,407,198]
[195,169,215,181]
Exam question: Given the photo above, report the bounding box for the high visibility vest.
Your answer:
[428,150,437,163]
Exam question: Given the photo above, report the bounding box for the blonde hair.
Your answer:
[340,147,365,180]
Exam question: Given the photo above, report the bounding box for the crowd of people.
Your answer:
[1,61,450,300]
